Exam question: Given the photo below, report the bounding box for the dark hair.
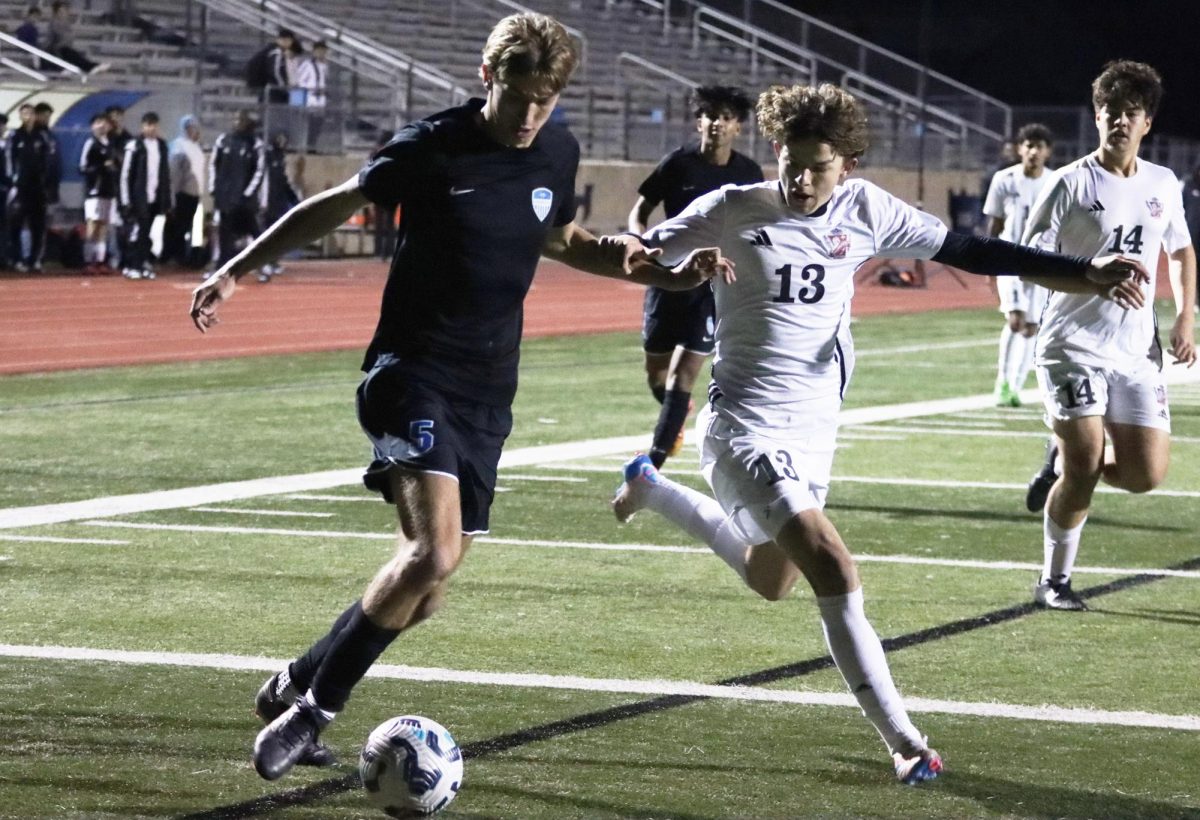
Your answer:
[18,103,33,112]
[312,39,328,50]
[692,85,754,123]
[33,101,53,114]
[1015,122,1053,146]
[0,112,7,124]
[141,111,159,125]
[51,1,66,13]
[105,105,125,116]
[1092,60,1163,117]
[26,5,41,15]
[91,112,108,124]
[277,27,296,40]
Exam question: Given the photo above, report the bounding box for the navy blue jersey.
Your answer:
[638,144,763,220]
[358,99,579,406]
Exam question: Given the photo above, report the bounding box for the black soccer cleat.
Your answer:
[253,697,332,781]
[1034,578,1089,611]
[1025,439,1059,512]
[254,673,337,768]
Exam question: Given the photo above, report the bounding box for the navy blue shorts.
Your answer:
[642,284,716,356]
[356,356,513,534]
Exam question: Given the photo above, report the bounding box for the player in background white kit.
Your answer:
[611,83,1147,786]
[984,123,1055,406]
[1022,60,1196,610]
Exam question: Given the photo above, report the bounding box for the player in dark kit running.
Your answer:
[189,12,732,783]
[628,85,763,468]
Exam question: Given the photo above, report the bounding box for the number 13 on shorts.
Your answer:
[753,449,801,485]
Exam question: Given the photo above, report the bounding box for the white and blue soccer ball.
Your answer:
[359,715,464,817]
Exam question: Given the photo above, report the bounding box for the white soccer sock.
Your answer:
[817,588,923,756]
[1042,512,1085,584]
[1011,333,1036,390]
[302,689,338,723]
[93,240,107,264]
[997,325,1019,386]
[640,475,749,581]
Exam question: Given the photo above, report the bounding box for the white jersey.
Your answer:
[1025,154,1190,369]
[645,179,947,433]
[983,162,1051,244]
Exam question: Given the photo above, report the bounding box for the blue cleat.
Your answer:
[894,748,943,785]
[612,453,660,523]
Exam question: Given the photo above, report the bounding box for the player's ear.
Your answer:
[840,156,859,179]
[479,64,493,90]
[771,140,782,159]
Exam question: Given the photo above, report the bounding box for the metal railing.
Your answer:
[615,52,697,160]
[189,0,470,130]
[449,0,589,80]
[0,32,89,83]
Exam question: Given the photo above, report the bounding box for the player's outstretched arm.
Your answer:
[1167,244,1197,366]
[190,175,368,332]
[541,222,734,290]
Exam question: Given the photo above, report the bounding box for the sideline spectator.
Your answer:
[167,114,206,266]
[14,6,42,63]
[258,130,303,280]
[106,104,132,268]
[79,111,119,275]
[245,28,295,104]
[1186,164,1200,309]
[32,102,61,206]
[0,112,10,268]
[294,39,329,151]
[209,109,265,271]
[119,111,170,280]
[7,103,52,271]
[371,128,397,260]
[47,1,108,75]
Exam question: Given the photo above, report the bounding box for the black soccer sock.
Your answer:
[650,388,692,467]
[310,605,401,712]
[650,383,666,404]
[287,600,362,694]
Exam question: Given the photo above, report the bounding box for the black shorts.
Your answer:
[356,355,513,534]
[642,284,716,356]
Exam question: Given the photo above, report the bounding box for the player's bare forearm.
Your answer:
[986,217,1004,239]
[542,222,731,290]
[224,176,367,280]
[1168,245,1197,318]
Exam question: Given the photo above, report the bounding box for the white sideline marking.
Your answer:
[857,425,1200,445]
[0,534,129,545]
[0,643,1196,732]
[499,474,588,483]
[77,521,1200,578]
[191,507,335,518]
[5,372,1199,532]
[855,338,995,357]
[286,494,376,502]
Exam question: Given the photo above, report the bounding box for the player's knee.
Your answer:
[1121,466,1164,494]
[1022,323,1038,338]
[383,539,460,596]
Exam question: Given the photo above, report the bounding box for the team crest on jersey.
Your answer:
[826,228,850,259]
[1146,198,1163,218]
[531,187,553,222]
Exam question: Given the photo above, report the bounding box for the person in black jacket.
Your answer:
[118,111,170,280]
[7,103,54,272]
[209,109,265,271]
[106,105,133,269]
[0,112,10,268]
[79,112,119,275]
[258,130,302,281]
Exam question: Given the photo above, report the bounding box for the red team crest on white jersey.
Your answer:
[826,228,850,258]
[1146,197,1163,218]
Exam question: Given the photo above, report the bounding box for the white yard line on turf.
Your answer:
[75,521,1200,578]
[4,368,1198,532]
[191,507,335,518]
[285,494,376,502]
[0,533,129,545]
[0,642,1195,732]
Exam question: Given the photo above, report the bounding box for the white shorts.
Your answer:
[998,278,1048,320]
[1037,359,1170,432]
[697,403,838,544]
[84,197,112,223]
[108,199,123,227]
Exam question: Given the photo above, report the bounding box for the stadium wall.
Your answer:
[298,156,978,234]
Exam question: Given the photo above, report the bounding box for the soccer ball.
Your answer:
[359,715,464,817]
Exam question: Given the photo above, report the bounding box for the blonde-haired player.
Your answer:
[1023,60,1196,610]
[613,82,1147,784]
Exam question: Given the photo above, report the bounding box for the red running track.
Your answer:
[0,256,1016,375]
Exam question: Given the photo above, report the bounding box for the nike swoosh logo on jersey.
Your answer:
[450,187,475,196]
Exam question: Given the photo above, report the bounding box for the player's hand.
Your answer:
[1085,254,1150,286]
[1098,277,1145,310]
[598,233,663,274]
[190,269,238,333]
[672,247,735,288]
[1169,313,1197,367]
